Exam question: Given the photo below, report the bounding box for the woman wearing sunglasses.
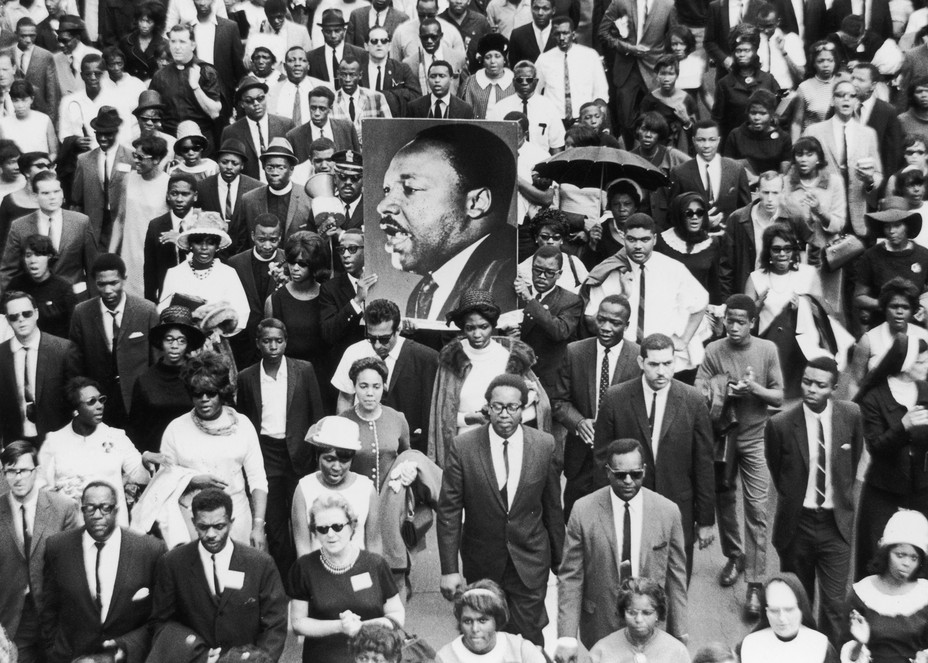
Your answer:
[39,376,151,526]
[265,230,330,371]
[289,492,404,663]
[292,416,381,558]
[159,351,268,546]
[656,192,728,307]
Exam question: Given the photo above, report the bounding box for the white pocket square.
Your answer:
[128,331,144,339]
[131,587,150,601]
[841,444,852,450]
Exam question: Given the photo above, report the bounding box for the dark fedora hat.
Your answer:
[216,138,249,162]
[317,8,347,26]
[149,305,206,351]
[57,14,85,32]
[89,106,123,132]
[132,90,165,116]
[234,74,269,103]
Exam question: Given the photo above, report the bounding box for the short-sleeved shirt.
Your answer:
[697,336,783,441]
[149,58,222,135]
[288,550,398,663]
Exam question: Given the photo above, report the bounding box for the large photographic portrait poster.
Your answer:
[363,118,519,330]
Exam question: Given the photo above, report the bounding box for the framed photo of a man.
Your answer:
[364,119,519,327]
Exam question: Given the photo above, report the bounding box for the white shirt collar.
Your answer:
[261,358,288,382]
[430,234,489,292]
[198,538,234,566]
[268,181,293,196]
[8,485,38,511]
[100,293,126,318]
[10,331,40,352]
[82,524,122,550]
[642,375,670,397]
[609,485,644,509]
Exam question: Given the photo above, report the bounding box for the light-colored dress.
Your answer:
[158,259,250,334]
[296,472,375,551]
[167,158,219,183]
[740,626,832,663]
[751,264,822,334]
[39,422,149,527]
[0,112,54,154]
[457,341,511,434]
[589,628,690,663]
[160,407,268,544]
[119,171,169,298]
[435,633,547,663]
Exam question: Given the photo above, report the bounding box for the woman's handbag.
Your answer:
[400,485,433,551]
[822,234,865,272]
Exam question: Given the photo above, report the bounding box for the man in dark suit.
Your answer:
[69,254,159,429]
[0,291,79,445]
[15,18,60,126]
[593,333,716,576]
[197,139,263,228]
[149,489,288,660]
[0,441,80,663]
[377,123,515,321]
[221,76,297,182]
[437,374,565,646]
[320,229,369,362]
[191,0,247,114]
[41,481,166,663]
[332,149,365,233]
[286,86,362,161]
[237,319,324,579]
[0,171,97,295]
[347,0,410,46]
[361,26,421,117]
[513,245,581,396]
[406,59,475,118]
[555,439,688,661]
[852,62,903,177]
[827,0,892,39]
[770,0,827,44]
[233,138,314,251]
[227,214,284,367]
[669,121,751,231]
[508,0,557,66]
[766,356,863,644]
[552,295,640,518]
[332,299,440,452]
[308,9,369,86]
[143,172,195,303]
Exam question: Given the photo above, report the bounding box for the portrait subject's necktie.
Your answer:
[407,274,437,318]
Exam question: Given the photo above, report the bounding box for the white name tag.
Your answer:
[350,572,373,592]
[116,163,132,173]
[222,570,245,590]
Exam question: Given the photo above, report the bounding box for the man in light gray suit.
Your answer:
[555,438,688,663]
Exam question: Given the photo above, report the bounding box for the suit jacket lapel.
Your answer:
[793,407,810,471]
[612,342,634,386]
[0,497,24,559]
[31,491,52,558]
[509,428,534,507]
[638,491,655,572]
[478,430,507,511]
[239,253,259,303]
[105,532,132,625]
[285,357,295,415]
[583,341,598,412]
[659,384,681,445]
[631,381,651,446]
[596,490,620,576]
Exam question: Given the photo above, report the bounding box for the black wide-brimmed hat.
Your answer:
[149,305,206,351]
[446,288,502,327]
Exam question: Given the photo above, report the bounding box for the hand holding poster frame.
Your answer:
[363,118,520,330]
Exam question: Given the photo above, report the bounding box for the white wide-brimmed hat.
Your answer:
[176,210,232,251]
[305,416,361,451]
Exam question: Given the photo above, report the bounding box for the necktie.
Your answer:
[292,83,302,124]
[563,51,572,119]
[109,309,120,355]
[407,274,437,318]
[647,390,657,435]
[224,183,233,220]
[376,65,382,92]
[94,541,105,613]
[816,416,827,507]
[256,121,266,153]
[375,10,382,26]
[21,505,30,559]
[332,50,341,89]
[841,125,851,221]
[620,501,632,581]
[598,347,611,414]
[636,266,646,343]
[432,98,442,118]
[344,201,351,222]
[349,95,356,122]
[500,438,510,507]
[211,553,221,599]
[102,154,111,236]
[704,164,715,206]
[522,98,530,139]
[23,346,34,421]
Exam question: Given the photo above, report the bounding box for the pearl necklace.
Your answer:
[320,548,357,575]
[191,261,215,280]
[354,405,381,490]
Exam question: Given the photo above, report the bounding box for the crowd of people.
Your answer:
[4,0,928,659]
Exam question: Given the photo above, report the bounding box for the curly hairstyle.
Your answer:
[349,356,388,384]
[284,231,331,284]
[617,577,667,621]
[453,579,509,630]
[759,223,800,272]
[181,351,235,403]
[878,277,921,312]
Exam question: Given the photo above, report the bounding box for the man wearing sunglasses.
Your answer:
[0,290,78,445]
[437,373,564,647]
[320,229,371,358]
[333,149,364,231]
[556,438,688,662]
[361,26,420,117]
[41,480,166,663]
[696,294,783,618]
[0,441,79,663]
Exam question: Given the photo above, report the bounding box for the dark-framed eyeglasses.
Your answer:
[313,522,349,534]
[80,503,116,516]
[336,245,362,255]
[537,232,562,242]
[3,467,36,478]
[137,114,162,123]
[532,266,561,278]
[287,258,310,268]
[6,310,35,322]
[336,171,362,182]
[367,332,395,345]
[487,402,523,414]
[606,467,645,481]
[683,208,706,218]
[369,37,390,45]
[514,76,536,84]
[82,395,107,407]
[770,245,796,254]
[192,390,219,399]
[240,94,267,106]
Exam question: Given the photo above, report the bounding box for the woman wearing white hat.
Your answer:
[292,416,381,558]
[157,210,250,337]
[843,509,928,663]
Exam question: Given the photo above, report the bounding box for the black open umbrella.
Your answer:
[534,146,669,192]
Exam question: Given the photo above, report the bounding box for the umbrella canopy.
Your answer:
[534,146,669,191]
